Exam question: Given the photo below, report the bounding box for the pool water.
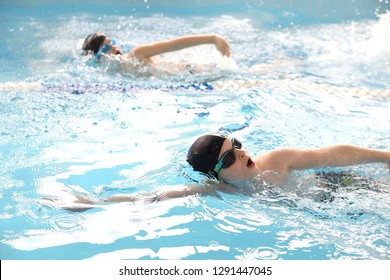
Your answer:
[0,0,389,260]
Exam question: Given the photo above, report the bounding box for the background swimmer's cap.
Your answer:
[82,33,106,54]
[187,133,228,179]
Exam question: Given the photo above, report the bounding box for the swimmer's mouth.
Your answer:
[247,157,255,168]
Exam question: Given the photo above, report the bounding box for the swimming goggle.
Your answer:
[95,38,117,59]
[214,138,242,174]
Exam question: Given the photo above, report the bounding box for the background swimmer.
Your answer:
[82,33,231,64]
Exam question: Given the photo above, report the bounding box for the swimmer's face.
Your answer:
[217,138,258,182]
[101,37,123,56]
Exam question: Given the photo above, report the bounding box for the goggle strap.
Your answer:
[214,160,223,173]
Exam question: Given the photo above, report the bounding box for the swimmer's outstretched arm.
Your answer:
[261,145,390,177]
[43,185,220,211]
[129,34,230,61]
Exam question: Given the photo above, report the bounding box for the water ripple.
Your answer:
[24,200,88,234]
[24,199,57,223]
[49,212,87,233]
[240,246,280,260]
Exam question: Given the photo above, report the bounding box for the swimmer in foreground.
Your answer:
[82,33,230,63]
[186,133,390,186]
[43,132,390,211]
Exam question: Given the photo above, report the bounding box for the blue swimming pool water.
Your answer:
[0,0,389,260]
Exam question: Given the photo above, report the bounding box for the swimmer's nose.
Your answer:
[235,149,246,159]
[112,45,123,55]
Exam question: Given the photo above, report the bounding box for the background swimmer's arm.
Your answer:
[131,34,230,60]
[268,145,390,173]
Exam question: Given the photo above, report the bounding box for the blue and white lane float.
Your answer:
[0,80,389,97]
[0,81,214,94]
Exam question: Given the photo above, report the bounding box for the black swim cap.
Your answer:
[187,133,228,179]
[82,33,106,54]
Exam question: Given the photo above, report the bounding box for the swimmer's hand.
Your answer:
[41,196,97,212]
[383,152,390,171]
[214,35,231,57]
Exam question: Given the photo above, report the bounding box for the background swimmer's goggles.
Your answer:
[95,39,117,59]
[214,138,242,174]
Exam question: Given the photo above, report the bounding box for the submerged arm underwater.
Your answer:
[42,183,226,212]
